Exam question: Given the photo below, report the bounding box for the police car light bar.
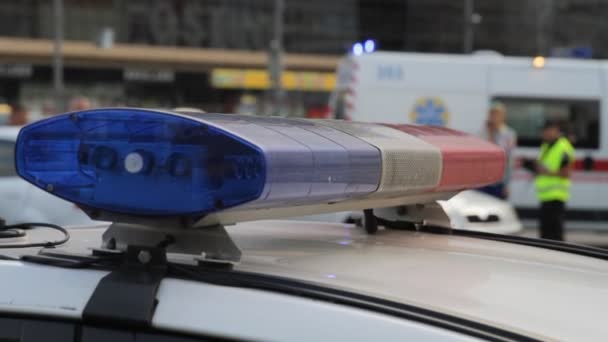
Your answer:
[15,108,505,226]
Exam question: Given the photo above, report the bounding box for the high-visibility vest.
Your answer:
[535,137,575,202]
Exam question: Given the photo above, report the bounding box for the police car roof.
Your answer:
[1,220,607,341]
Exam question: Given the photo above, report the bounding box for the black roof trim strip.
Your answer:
[82,246,167,328]
[425,225,608,260]
[169,263,540,342]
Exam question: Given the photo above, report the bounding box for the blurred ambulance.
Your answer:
[331,51,605,228]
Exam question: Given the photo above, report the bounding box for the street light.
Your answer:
[53,0,65,113]
[463,0,482,53]
[268,0,285,116]
[363,39,376,53]
[352,43,363,56]
[532,56,546,69]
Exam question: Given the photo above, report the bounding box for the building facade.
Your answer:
[0,0,604,118]
[0,0,354,118]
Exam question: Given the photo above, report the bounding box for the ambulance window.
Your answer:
[495,97,600,149]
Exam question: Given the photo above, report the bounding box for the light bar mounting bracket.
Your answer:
[102,223,242,264]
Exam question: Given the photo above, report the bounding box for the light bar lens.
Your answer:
[15,109,505,221]
[16,109,266,216]
[386,124,506,191]
[190,114,382,206]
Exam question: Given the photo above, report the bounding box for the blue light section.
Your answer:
[15,109,266,216]
[352,43,363,56]
[364,39,375,53]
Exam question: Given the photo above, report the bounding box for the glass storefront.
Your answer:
[0,65,330,121]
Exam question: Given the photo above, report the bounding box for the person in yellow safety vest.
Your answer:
[533,121,575,241]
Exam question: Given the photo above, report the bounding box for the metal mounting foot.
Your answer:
[102,222,242,263]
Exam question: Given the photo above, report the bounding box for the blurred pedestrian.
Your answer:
[69,96,92,111]
[479,101,517,199]
[523,121,575,241]
[41,100,56,116]
[8,104,28,126]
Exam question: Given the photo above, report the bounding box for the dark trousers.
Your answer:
[479,183,506,199]
[539,200,565,241]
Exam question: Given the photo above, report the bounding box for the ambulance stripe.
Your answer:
[573,159,608,172]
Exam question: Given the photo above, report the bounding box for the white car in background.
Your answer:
[439,190,522,234]
[0,126,94,225]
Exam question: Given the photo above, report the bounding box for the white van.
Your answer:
[330,51,604,228]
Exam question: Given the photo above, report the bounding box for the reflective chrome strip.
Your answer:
[535,184,569,193]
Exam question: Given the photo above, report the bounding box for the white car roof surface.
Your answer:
[1,220,607,341]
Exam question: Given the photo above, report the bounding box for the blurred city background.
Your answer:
[0,0,603,120]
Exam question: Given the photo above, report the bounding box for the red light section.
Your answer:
[385,124,506,191]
